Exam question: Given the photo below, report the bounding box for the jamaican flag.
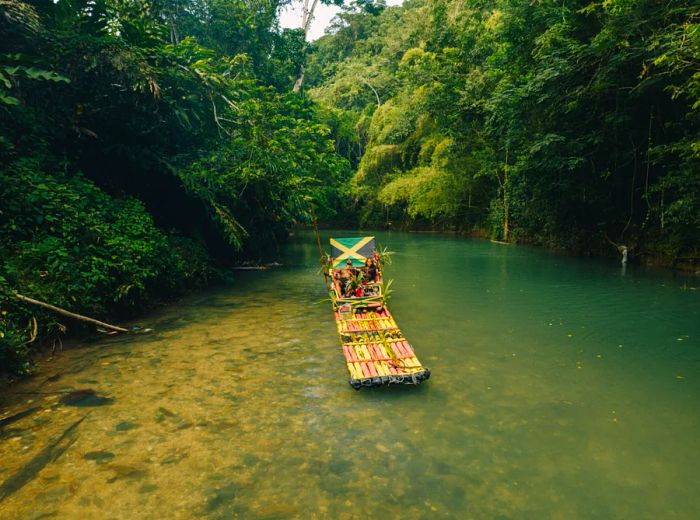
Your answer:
[330,237,376,268]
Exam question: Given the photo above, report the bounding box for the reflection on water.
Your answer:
[1,231,699,519]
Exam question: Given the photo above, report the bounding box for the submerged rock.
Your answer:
[59,389,113,407]
[105,464,148,483]
[115,421,138,432]
[160,449,188,465]
[84,451,115,464]
[35,485,69,502]
[327,458,353,476]
[154,407,175,422]
[154,407,192,430]
[243,454,259,467]
[205,483,241,513]
[138,483,158,494]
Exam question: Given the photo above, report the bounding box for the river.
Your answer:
[1,230,699,519]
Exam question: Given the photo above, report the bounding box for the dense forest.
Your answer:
[308,0,699,257]
[1,0,699,374]
[0,0,349,374]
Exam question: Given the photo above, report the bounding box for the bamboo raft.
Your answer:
[324,236,431,389]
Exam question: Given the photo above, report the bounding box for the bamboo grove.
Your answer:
[308,0,700,260]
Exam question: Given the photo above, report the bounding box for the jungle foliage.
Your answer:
[2,0,699,374]
[308,0,700,261]
[0,0,350,374]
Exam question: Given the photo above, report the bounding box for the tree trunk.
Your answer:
[293,0,320,92]
[293,64,306,93]
[503,146,510,241]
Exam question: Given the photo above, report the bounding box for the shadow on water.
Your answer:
[0,406,41,430]
[0,415,87,502]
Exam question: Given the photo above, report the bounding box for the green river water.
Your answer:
[1,231,699,519]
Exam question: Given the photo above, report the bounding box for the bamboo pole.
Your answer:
[14,293,129,333]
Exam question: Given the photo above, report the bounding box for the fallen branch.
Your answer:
[14,293,129,333]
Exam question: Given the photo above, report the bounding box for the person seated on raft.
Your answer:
[334,260,356,297]
[343,259,357,276]
[333,271,345,297]
[341,259,356,288]
[362,258,378,283]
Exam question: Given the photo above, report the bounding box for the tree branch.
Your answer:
[14,294,129,333]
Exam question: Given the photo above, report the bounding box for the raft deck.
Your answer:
[333,306,430,389]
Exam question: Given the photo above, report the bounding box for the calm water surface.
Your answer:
[1,231,699,519]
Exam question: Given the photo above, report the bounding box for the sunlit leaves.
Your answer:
[312,0,700,259]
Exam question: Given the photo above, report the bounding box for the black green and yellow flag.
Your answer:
[330,237,376,268]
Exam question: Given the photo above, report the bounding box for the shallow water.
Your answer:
[1,231,699,519]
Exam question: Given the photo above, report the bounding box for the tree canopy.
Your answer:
[308,0,700,259]
[0,0,349,373]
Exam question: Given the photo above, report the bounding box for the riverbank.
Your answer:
[0,271,221,380]
[319,223,700,274]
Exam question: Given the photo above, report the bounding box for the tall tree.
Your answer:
[290,0,345,92]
